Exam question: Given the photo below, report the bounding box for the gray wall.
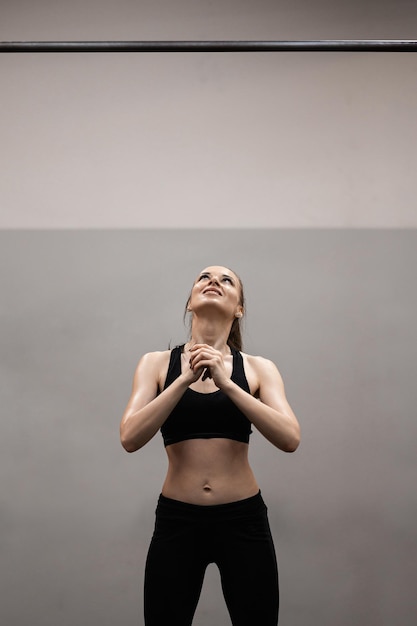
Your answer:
[1,230,416,626]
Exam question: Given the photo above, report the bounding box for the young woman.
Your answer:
[120,265,300,626]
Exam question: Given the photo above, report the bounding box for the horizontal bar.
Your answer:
[1,40,417,53]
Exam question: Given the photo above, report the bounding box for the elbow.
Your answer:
[120,424,155,452]
[283,438,300,453]
[120,438,136,453]
[282,428,301,453]
[120,430,141,453]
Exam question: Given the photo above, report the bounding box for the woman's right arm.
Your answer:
[119,351,193,452]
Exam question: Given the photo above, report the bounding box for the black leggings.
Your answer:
[144,491,279,625]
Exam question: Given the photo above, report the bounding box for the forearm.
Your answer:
[120,375,190,452]
[221,379,300,452]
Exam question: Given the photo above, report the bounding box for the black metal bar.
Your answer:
[1,40,417,53]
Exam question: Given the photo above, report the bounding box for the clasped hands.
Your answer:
[186,343,230,389]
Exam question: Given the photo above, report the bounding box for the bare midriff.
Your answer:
[161,438,259,505]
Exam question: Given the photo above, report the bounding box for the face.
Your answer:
[188,266,243,318]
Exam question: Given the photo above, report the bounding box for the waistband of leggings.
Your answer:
[156,490,265,520]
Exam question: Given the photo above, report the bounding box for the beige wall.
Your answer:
[1,0,417,227]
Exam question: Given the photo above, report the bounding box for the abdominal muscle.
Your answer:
[161,438,260,505]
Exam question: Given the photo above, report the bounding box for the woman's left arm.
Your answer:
[223,356,301,452]
[189,345,300,452]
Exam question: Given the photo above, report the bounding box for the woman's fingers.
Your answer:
[189,345,228,386]
[190,348,218,372]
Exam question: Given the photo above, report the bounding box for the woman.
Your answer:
[120,265,300,626]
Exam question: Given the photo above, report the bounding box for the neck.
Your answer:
[188,315,232,354]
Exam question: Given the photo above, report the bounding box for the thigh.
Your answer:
[144,514,208,626]
[216,509,279,626]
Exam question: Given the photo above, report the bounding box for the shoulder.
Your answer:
[133,349,172,378]
[139,349,172,365]
[241,352,284,383]
[130,349,174,392]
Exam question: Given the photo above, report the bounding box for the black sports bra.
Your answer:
[161,345,253,447]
